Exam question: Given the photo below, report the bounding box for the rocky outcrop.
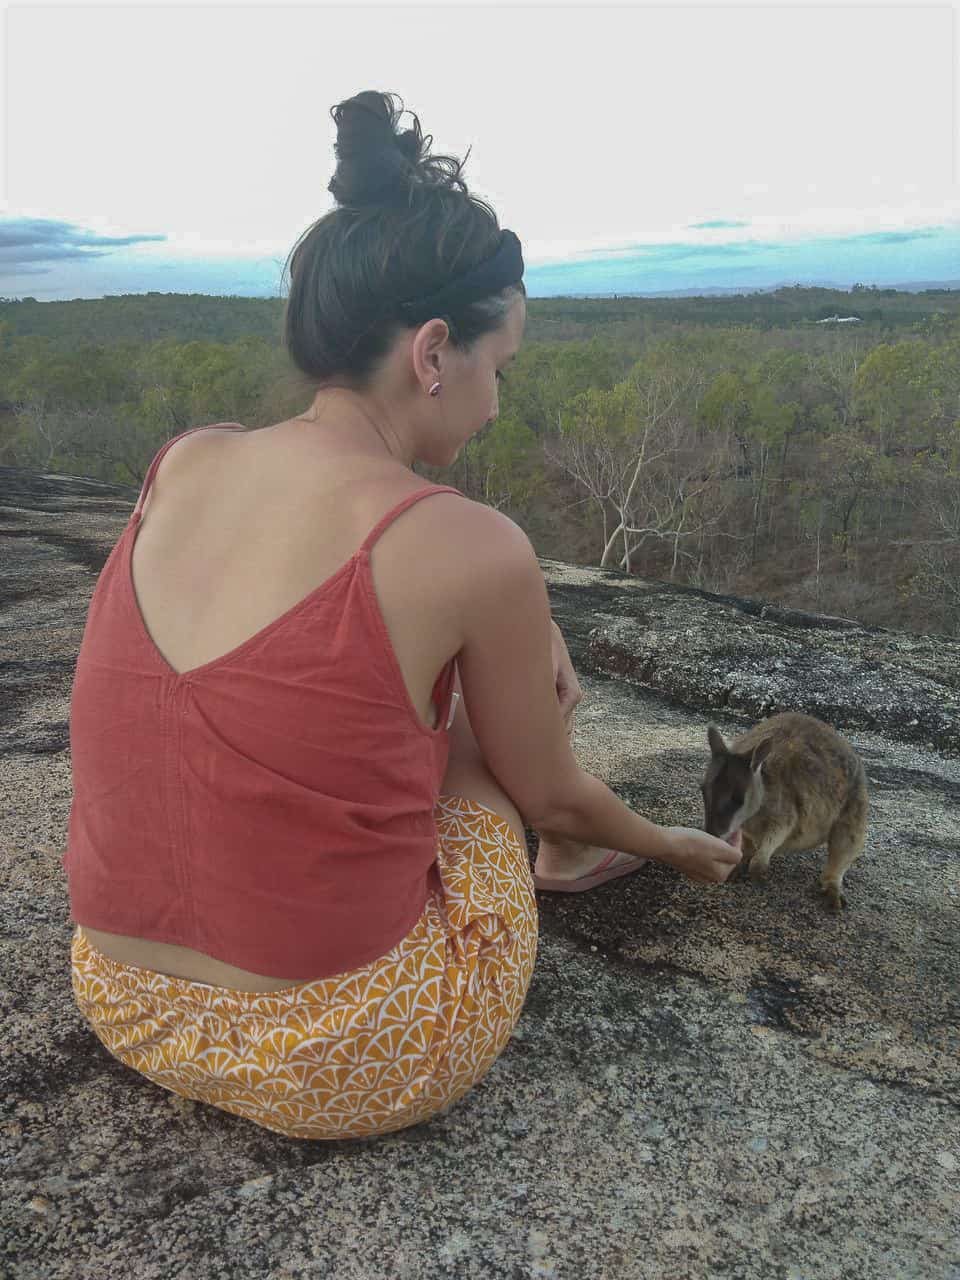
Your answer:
[2,468,958,1280]
[539,559,960,756]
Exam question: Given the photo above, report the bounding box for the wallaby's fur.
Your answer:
[701,712,868,911]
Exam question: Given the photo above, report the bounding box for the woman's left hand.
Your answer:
[550,620,583,735]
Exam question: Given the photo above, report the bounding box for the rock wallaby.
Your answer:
[700,712,868,911]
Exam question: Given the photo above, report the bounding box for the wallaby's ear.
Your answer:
[707,725,727,757]
[750,739,773,772]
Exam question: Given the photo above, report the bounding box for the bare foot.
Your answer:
[534,836,639,882]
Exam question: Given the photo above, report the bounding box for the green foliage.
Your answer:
[499,337,624,436]
[5,285,960,633]
[913,336,960,439]
[561,383,634,445]
[698,370,753,434]
[698,366,795,453]
[475,411,544,506]
[853,340,932,451]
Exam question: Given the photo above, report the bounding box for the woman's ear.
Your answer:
[410,318,451,393]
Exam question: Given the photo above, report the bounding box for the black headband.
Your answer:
[396,229,524,322]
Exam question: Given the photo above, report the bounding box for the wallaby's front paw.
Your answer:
[747,859,769,883]
[726,859,746,884]
[821,882,847,912]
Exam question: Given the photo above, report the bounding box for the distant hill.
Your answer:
[553,279,960,300]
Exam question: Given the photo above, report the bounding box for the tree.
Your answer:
[853,340,933,455]
[901,423,960,632]
[818,428,896,561]
[699,363,796,562]
[546,345,718,573]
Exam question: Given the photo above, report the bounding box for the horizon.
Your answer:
[5,268,960,308]
[5,279,960,306]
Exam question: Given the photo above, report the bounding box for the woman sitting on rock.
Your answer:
[63,90,740,1140]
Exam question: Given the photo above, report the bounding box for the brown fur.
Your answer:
[701,712,868,911]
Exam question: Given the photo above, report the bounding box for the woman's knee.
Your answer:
[441,686,525,841]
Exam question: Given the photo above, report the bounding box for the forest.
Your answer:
[2,283,959,636]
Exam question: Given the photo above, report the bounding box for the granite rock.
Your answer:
[2,468,958,1280]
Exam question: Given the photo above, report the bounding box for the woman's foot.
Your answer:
[533,836,643,888]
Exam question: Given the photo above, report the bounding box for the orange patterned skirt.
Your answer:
[70,795,538,1140]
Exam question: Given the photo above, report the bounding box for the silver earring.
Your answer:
[428,381,441,396]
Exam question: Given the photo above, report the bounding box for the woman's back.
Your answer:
[129,419,468,732]
[77,417,481,991]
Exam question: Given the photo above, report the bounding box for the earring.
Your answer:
[428,381,441,396]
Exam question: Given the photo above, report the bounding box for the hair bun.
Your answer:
[327,90,468,207]
[394,126,422,165]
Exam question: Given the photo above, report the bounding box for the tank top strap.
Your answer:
[359,484,464,556]
[132,423,246,519]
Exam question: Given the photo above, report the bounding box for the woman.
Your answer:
[64,91,739,1140]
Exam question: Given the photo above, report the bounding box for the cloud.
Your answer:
[688,219,751,229]
[850,227,944,245]
[0,216,166,275]
[568,239,778,266]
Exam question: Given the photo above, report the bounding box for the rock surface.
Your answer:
[2,467,959,1280]
[543,560,960,756]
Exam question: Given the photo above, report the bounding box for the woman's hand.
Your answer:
[662,826,743,884]
[550,620,583,735]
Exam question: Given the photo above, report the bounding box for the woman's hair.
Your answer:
[279,91,525,391]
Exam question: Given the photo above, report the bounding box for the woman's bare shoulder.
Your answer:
[396,494,541,644]
[412,491,533,565]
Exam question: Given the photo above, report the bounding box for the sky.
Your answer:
[1,0,959,301]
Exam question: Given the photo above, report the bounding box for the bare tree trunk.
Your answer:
[671,503,687,579]
[751,442,768,564]
[815,519,822,607]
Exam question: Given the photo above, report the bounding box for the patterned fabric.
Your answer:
[70,796,538,1140]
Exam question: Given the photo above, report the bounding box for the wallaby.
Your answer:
[701,712,868,911]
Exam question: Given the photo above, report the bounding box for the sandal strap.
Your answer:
[590,850,619,876]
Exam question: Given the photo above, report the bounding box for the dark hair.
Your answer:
[279,91,525,392]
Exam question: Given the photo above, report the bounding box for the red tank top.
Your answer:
[63,424,464,980]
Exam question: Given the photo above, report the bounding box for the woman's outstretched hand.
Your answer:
[662,826,743,884]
